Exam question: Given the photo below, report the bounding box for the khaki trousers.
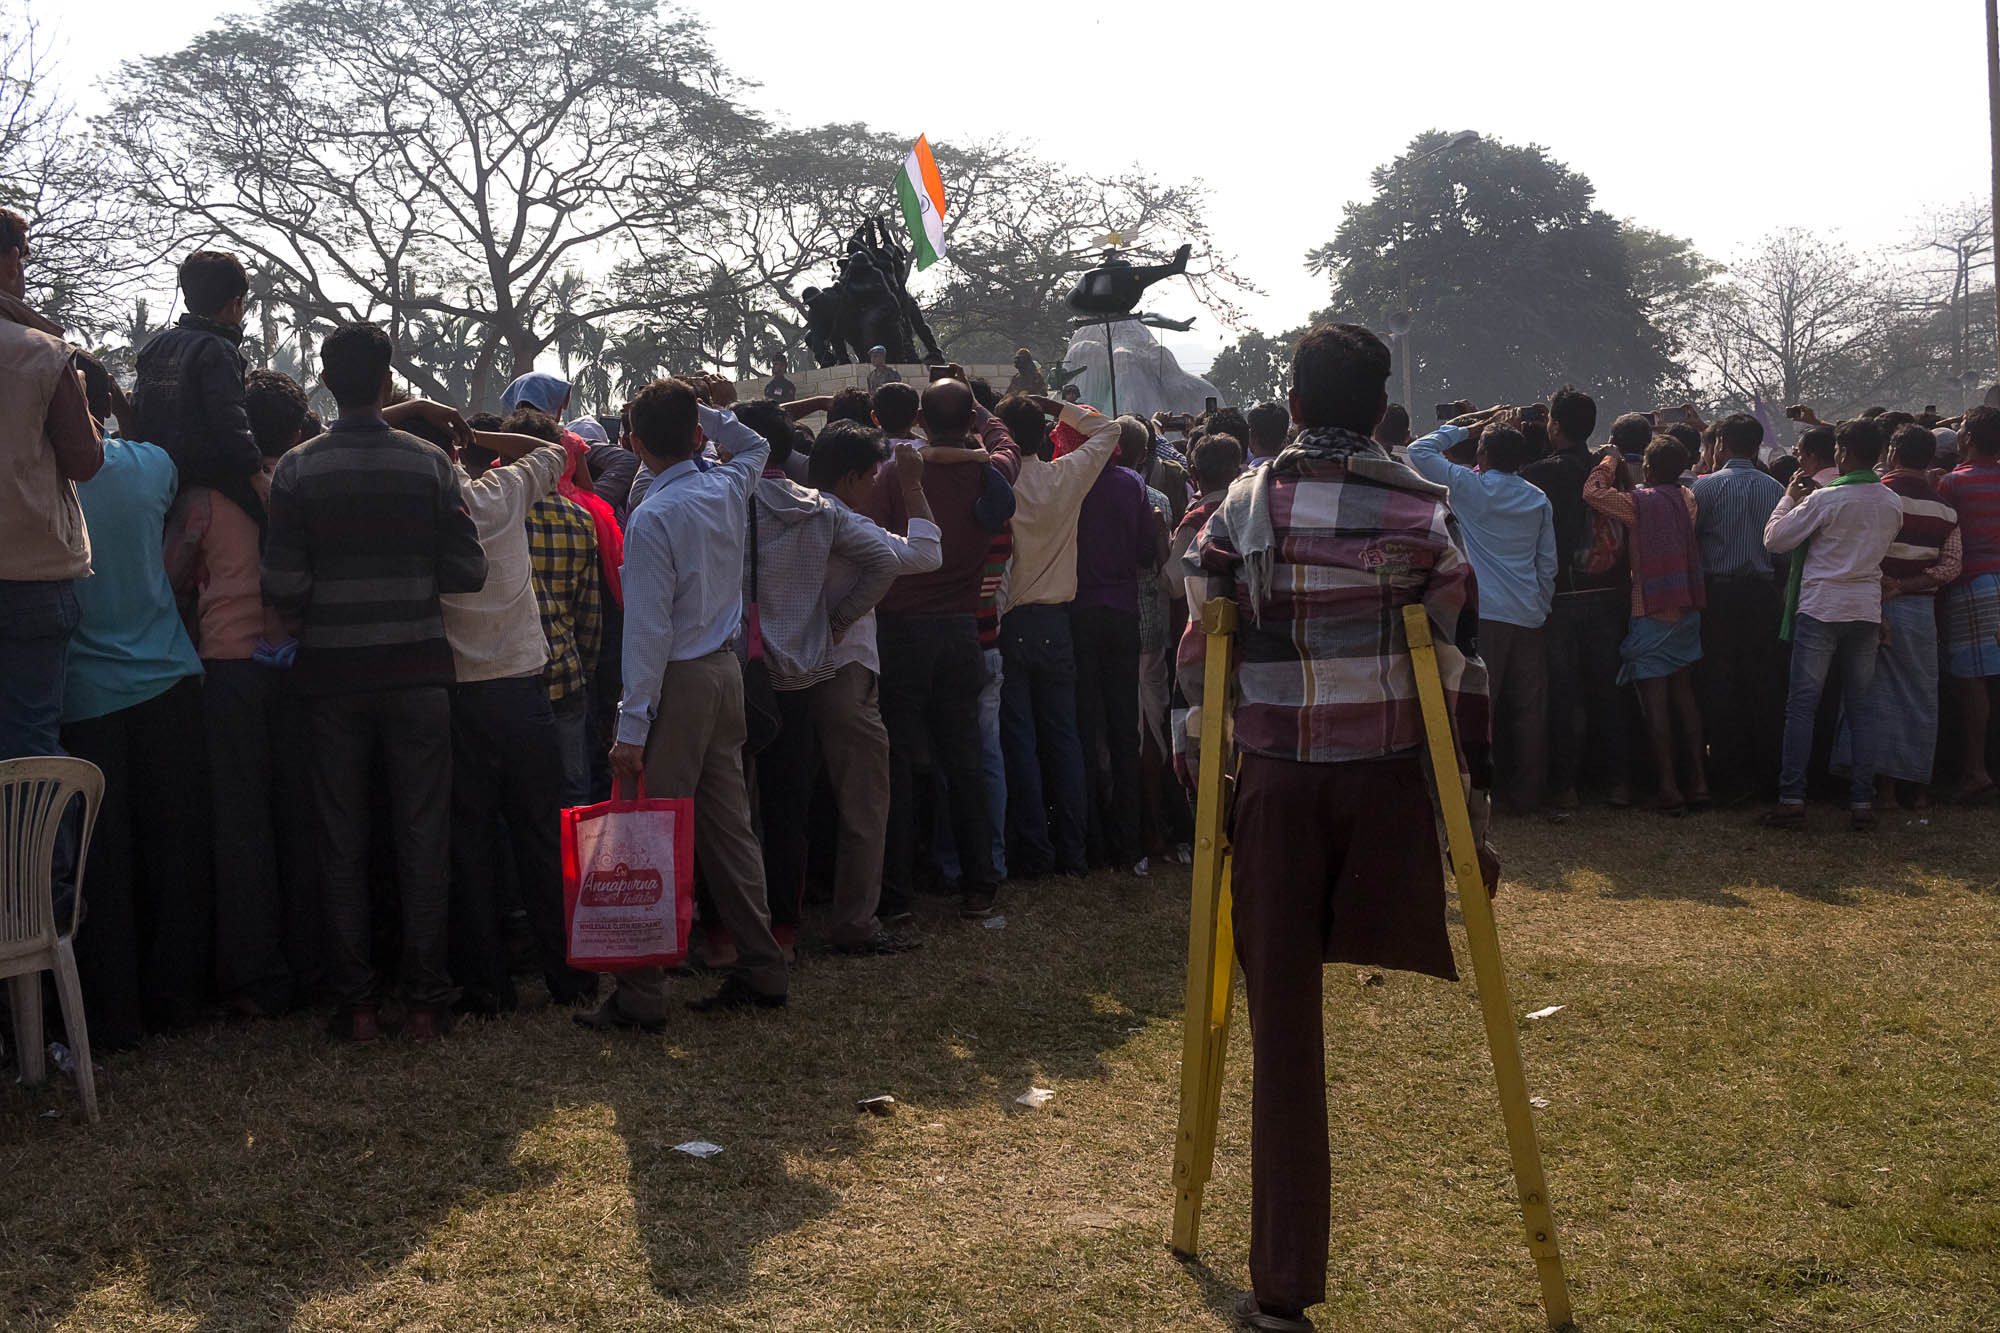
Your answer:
[814,663,893,944]
[608,651,787,1019]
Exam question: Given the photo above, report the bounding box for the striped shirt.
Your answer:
[1937,459,2000,580]
[263,419,487,695]
[1691,458,1784,578]
[1880,469,1958,586]
[1177,440,1490,779]
[525,491,602,703]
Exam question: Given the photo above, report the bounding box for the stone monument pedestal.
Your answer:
[728,363,1019,409]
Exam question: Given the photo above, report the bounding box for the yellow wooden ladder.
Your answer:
[1167,598,1574,1331]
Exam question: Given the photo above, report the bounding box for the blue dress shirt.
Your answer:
[1409,425,1557,629]
[616,406,770,744]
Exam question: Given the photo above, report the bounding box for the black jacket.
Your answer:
[130,313,265,526]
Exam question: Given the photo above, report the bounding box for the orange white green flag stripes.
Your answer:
[895,136,948,270]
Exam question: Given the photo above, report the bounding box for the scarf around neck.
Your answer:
[1779,469,1881,641]
[1216,424,1443,622]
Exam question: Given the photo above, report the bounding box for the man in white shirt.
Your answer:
[420,417,599,1014]
[1761,417,1904,829]
[801,422,945,949]
[991,393,1123,877]
[581,381,787,1030]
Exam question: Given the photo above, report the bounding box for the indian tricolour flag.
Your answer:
[894,136,948,271]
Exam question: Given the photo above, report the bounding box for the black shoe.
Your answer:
[572,998,665,1034]
[960,887,998,919]
[1233,1292,1314,1332]
[687,977,787,1014]
[837,928,922,956]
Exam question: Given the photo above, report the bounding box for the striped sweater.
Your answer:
[1879,469,1958,584]
[263,418,488,695]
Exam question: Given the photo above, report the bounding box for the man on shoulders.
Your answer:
[130,250,263,524]
[581,381,788,1029]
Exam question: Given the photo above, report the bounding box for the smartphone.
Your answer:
[927,364,953,381]
[1655,406,1691,426]
[1204,397,1219,414]
[1436,403,1459,421]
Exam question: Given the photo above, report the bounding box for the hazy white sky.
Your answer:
[57,0,1999,372]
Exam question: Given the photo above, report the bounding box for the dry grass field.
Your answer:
[5,804,2000,1331]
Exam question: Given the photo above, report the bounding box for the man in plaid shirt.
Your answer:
[526,485,602,806]
[1174,323,1495,1333]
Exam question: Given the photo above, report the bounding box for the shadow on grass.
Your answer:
[1505,805,2000,911]
[0,871,1192,1329]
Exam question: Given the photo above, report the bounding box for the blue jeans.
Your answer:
[934,646,1008,881]
[550,690,592,810]
[0,579,79,759]
[997,603,1089,875]
[1780,613,1879,805]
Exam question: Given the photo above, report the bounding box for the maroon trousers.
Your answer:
[1230,750,1456,1314]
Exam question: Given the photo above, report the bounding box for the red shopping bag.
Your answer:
[561,783,695,970]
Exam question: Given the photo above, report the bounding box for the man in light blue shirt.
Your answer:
[581,381,788,1031]
[1410,417,1557,815]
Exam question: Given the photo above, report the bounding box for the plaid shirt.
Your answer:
[525,492,602,703]
[1175,443,1491,781]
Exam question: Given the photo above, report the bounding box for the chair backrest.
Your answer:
[0,757,103,963]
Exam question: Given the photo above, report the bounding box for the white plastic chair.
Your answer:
[0,757,104,1122]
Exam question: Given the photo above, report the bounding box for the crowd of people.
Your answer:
[13,205,2000,1329]
[1385,390,1996,830]
[6,216,1999,1066]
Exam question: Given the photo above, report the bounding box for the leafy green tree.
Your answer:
[1207,327,1301,407]
[1306,132,1696,413]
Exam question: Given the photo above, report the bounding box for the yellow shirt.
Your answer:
[1003,405,1123,611]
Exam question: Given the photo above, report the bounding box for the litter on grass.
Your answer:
[673,1140,724,1158]
[983,915,1007,930]
[1530,1096,1552,1109]
[1524,1005,1566,1021]
[858,1095,897,1116]
[1015,1087,1056,1109]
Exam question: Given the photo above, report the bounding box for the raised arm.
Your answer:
[699,403,772,484]
[434,466,489,595]
[1407,424,1475,491]
[1582,450,1638,529]
[1762,481,1826,555]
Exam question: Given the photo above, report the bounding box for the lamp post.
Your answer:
[1988,0,2000,381]
[1390,129,1478,414]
